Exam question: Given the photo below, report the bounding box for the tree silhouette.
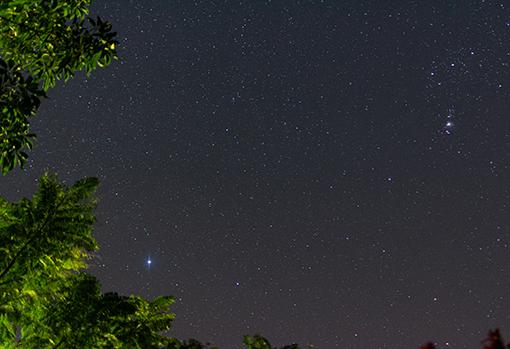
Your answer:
[421,329,510,349]
[243,334,301,349]
[481,329,510,349]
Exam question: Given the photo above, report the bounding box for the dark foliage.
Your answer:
[0,0,117,174]
[0,58,45,173]
[422,329,510,349]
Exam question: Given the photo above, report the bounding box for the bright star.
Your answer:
[441,109,456,135]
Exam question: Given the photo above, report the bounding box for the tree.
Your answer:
[243,335,300,349]
[0,58,45,174]
[481,329,510,349]
[164,338,220,349]
[162,335,301,349]
[0,174,304,348]
[37,274,175,348]
[0,174,175,348]
[0,0,117,174]
[0,2,304,348]
[421,329,510,349]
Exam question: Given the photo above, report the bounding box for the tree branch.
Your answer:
[0,194,67,281]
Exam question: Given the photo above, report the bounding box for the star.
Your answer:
[441,109,456,135]
[4,2,506,348]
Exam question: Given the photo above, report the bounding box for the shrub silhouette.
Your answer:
[421,329,510,349]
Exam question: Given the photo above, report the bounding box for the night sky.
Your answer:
[2,1,510,348]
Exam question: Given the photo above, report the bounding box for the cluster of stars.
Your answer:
[442,108,455,135]
[5,1,506,348]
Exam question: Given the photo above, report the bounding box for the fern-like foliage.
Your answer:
[0,174,176,348]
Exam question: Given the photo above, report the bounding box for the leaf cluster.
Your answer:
[0,58,45,173]
[37,275,175,348]
[162,335,303,349]
[0,174,177,348]
[0,174,98,345]
[0,0,118,89]
[0,0,118,174]
[243,335,300,349]
[0,2,303,348]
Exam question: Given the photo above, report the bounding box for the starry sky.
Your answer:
[2,1,510,348]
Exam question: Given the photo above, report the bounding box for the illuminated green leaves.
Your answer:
[0,174,179,348]
[244,335,273,349]
[0,0,118,174]
[0,174,99,329]
[0,0,118,89]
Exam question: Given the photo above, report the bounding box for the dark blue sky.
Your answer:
[2,1,510,348]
